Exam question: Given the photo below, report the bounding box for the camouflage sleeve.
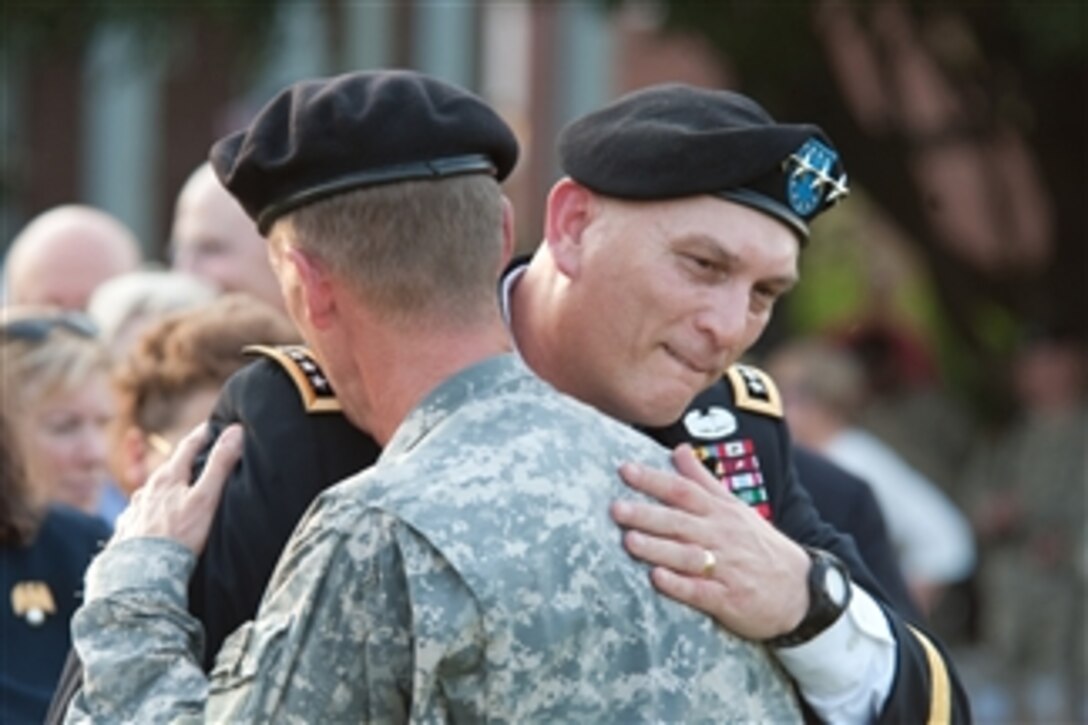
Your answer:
[67,505,424,722]
[205,505,416,721]
[68,538,206,724]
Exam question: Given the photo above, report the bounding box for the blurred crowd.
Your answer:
[0,163,299,723]
[759,322,1086,722]
[2,159,1084,724]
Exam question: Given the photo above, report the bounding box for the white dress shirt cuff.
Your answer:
[774,584,897,724]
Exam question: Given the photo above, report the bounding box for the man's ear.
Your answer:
[286,247,337,330]
[543,178,594,279]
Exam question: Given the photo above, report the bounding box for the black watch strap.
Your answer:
[765,546,852,649]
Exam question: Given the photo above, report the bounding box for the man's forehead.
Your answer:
[629,194,800,241]
[172,194,256,246]
[656,199,800,275]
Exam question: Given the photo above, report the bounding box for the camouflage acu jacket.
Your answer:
[69,354,801,723]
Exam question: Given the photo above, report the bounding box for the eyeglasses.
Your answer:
[0,313,99,343]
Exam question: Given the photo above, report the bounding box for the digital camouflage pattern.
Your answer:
[69,354,801,723]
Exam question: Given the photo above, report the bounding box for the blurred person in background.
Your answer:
[1,309,115,519]
[87,268,218,361]
[83,269,219,522]
[170,162,288,315]
[0,338,112,724]
[839,321,977,508]
[790,444,920,619]
[2,205,141,310]
[961,329,1087,722]
[109,293,298,498]
[765,335,976,614]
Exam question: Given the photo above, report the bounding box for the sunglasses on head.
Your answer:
[0,313,99,342]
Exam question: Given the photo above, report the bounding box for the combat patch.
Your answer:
[244,344,341,413]
[725,364,783,418]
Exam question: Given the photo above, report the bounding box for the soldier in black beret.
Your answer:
[556,84,848,240]
[504,82,967,723]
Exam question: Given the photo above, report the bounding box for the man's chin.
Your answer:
[625,394,695,429]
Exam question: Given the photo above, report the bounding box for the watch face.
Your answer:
[823,565,849,607]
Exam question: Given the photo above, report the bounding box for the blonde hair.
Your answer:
[1,308,112,417]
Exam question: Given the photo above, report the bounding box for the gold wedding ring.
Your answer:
[701,548,717,577]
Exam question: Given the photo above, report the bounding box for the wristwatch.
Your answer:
[765,546,852,648]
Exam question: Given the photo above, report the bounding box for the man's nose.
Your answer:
[695,289,750,351]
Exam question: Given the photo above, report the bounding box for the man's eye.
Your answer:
[684,254,718,273]
[751,288,780,313]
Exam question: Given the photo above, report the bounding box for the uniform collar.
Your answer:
[381,353,530,461]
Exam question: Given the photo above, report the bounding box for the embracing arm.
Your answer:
[611,445,969,723]
[66,424,413,723]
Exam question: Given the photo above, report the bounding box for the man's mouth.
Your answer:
[664,344,716,377]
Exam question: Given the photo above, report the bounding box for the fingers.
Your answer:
[144,422,211,492]
[618,458,710,515]
[191,424,244,504]
[611,496,703,543]
[112,423,244,555]
[624,530,717,580]
[650,567,724,618]
[671,444,724,496]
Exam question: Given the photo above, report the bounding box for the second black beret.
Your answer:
[558,84,848,239]
[211,70,520,234]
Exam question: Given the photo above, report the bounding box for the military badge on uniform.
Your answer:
[682,406,737,439]
[693,440,772,520]
[725,364,783,418]
[786,138,848,217]
[244,345,342,413]
[11,580,55,626]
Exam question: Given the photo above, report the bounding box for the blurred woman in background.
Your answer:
[0,358,111,723]
[1,309,114,517]
[109,293,297,496]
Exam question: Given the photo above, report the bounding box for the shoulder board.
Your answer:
[724,363,783,418]
[243,345,342,414]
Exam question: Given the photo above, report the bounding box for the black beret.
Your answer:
[558,84,848,240]
[211,70,519,234]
